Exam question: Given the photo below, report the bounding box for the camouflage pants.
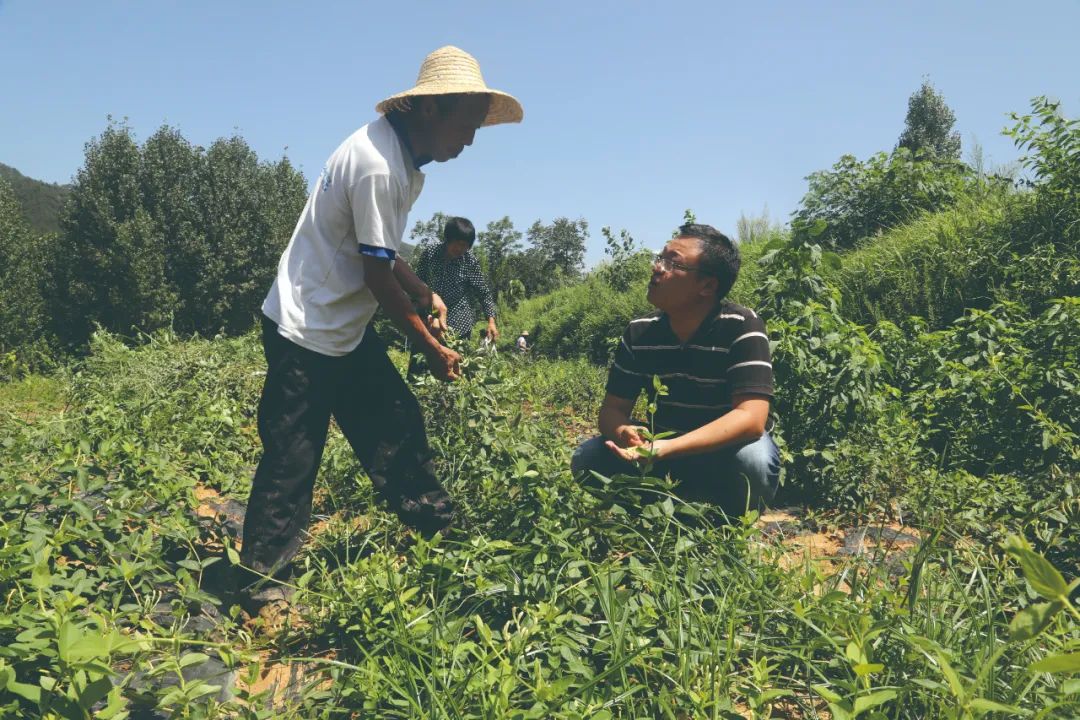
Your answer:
[241,317,454,579]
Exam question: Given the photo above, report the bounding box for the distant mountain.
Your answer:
[0,162,71,235]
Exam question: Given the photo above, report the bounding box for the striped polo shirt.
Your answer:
[606,301,774,434]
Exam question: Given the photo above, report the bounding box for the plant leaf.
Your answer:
[1029,652,1080,674]
[1009,600,1064,641]
[853,689,896,715]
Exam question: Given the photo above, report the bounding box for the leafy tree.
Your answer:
[0,179,52,358]
[792,148,971,250]
[52,121,144,347]
[477,216,522,298]
[526,217,588,284]
[1007,96,1080,207]
[599,225,649,292]
[896,79,962,160]
[407,211,449,258]
[53,120,307,348]
[500,246,553,297]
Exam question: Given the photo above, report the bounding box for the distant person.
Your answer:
[516,330,529,354]
[240,46,523,612]
[571,223,780,518]
[412,217,499,342]
[406,216,499,375]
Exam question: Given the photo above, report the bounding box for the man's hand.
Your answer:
[426,293,448,339]
[425,343,462,382]
[605,438,670,464]
[614,424,647,448]
[487,318,499,343]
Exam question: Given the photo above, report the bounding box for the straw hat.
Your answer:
[376,46,523,127]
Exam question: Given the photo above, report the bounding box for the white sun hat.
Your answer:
[376,46,524,127]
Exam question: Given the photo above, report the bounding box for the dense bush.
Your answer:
[791,147,973,250]
[0,179,56,376]
[50,122,307,350]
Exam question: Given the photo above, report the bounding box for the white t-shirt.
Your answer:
[262,116,425,356]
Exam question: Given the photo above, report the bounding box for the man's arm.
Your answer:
[363,256,460,380]
[598,393,646,448]
[605,394,769,463]
[392,257,448,330]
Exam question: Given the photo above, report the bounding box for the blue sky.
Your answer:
[2,1,1077,265]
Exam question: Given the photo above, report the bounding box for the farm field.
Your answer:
[0,60,1077,717]
[1,305,1077,718]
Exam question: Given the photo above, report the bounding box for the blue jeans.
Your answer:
[571,432,781,518]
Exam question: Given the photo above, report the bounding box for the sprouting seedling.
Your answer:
[635,375,675,477]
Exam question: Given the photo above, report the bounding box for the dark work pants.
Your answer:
[240,318,454,579]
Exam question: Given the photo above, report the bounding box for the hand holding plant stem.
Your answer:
[426,292,448,339]
[605,376,674,473]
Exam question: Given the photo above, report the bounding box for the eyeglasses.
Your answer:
[653,254,701,273]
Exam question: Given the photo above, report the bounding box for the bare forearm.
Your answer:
[599,406,629,442]
[367,269,440,354]
[392,259,431,303]
[663,407,765,459]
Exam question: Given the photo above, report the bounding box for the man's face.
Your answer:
[444,240,471,259]
[646,237,713,311]
[423,95,490,163]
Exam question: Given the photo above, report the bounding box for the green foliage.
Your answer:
[0,179,55,375]
[0,162,71,235]
[792,147,973,250]
[904,299,1079,478]
[499,273,653,362]
[735,206,782,246]
[1007,96,1080,206]
[524,217,589,289]
[2,331,1078,717]
[896,79,962,160]
[50,120,307,350]
[830,192,1019,328]
[407,211,449,258]
[478,216,524,300]
[597,225,650,292]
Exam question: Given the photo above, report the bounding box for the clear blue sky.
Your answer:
[2,1,1077,265]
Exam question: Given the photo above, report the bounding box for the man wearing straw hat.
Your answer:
[240,46,522,611]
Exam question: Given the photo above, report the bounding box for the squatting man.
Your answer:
[572,223,781,518]
[237,46,523,612]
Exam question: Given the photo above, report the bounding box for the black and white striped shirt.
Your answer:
[606,301,774,434]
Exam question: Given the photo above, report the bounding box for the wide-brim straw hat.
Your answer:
[376,46,523,127]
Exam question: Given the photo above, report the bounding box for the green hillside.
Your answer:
[0,162,71,235]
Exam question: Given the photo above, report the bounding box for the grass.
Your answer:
[0,330,1075,717]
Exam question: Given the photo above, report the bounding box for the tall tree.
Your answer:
[477,216,522,298]
[407,211,449,258]
[0,179,52,358]
[53,120,307,347]
[526,216,588,286]
[897,79,962,160]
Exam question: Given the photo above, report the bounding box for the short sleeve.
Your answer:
[726,314,774,397]
[350,173,405,259]
[605,327,647,401]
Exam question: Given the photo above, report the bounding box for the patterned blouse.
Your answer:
[413,244,497,338]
